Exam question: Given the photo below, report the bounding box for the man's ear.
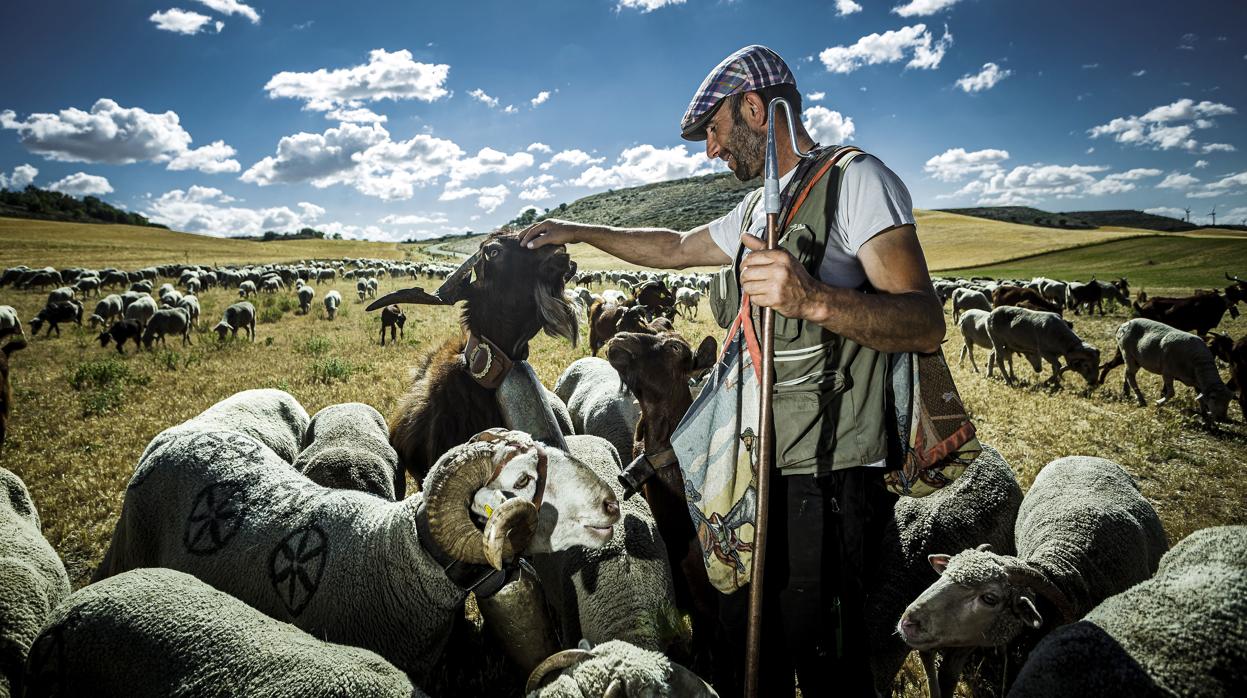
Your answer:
[741,91,767,128]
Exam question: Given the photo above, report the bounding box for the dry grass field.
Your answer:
[1,216,1245,696]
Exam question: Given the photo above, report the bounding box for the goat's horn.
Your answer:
[1005,566,1076,626]
[423,440,499,566]
[434,249,482,303]
[603,678,628,698]
[366,287,443,311]
[525,649,593,694]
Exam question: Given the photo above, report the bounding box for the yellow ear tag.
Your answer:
[484,504,494,518]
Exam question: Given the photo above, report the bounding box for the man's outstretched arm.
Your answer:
[519,219,731,270]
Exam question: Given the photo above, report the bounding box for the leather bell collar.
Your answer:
[464,331,515,390]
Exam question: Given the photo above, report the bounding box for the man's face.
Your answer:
[706,97,766,182]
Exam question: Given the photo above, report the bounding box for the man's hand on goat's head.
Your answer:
[738,232,823,321]
[521,219,578,249]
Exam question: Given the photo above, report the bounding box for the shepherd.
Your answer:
[521,45,944,697]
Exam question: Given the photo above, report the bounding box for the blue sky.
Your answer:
[1,0,1245,240]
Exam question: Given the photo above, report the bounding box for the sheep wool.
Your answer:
[529,640,717,698]
[294,402,402,500]
[1010,525,1246,697]
[25,568,422,698]
[0,466,70,698]
[555,358,640,462]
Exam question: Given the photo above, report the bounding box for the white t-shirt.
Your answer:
[707,153,916,289]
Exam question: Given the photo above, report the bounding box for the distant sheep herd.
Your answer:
[0,237,1243,696]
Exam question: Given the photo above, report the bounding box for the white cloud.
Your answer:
[1087,168,1163,196]
[531,90,552,107]
[1143,207,1188,220]
[1201,170,1247,194]
[1158,172,1199,189]
[892,0,962,17]
[241,122,393,187]
[448,147,534,184]
[46,172,113,196]
[1081,63,1100,69]
[1132,69,1147,77]
[802,106,855,143]
[503,105,518,114]
[955,62,1011,93]
[923,147,1010,182]
[1194,159,1209,168]
[264,49,450,113]
[1178,33,1197,50]
[439,183,510,213]
[149,9,213,35]
[214,20,224,32]
[526,142,552,154]
[540,149,605,171]
[1202,143,1236,153]
[806,91,826,102]
[468,88,499,108]
[325,107,387,123]
[145,185,336,237]
[193,0,259,23]
[0,98,239,174]
[1088,98,1237,152]
[0,163,37,190]
[835,0,862,16]
[519,185,553,201]
[616,0,686,12]
[569,144,718,189]
[939,159,1162,206]
[379,213,448,225]
[819,23,953,74]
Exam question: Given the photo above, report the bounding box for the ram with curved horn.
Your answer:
[527,640,719,697]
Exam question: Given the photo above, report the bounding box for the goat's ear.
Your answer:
[366,287,442,311]
[928,553,952,575]
[692,336,717,372]
[1014,595,1044,629]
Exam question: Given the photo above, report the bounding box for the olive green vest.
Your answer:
[712,146,889,475]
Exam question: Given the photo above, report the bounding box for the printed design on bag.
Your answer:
[270,524,329,616]
[184,480,247,555]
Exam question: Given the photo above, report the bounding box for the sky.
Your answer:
[1,0,1245,241]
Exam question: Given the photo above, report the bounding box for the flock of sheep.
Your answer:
[0,236,1244,697]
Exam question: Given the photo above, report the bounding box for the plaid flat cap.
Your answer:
[680,45,796,142]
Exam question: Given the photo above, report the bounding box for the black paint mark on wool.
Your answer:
[184,481,246,555]
[270,524,329,616]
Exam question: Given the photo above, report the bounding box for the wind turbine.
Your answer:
[1209,205,1217,227]
[1183,206,1191,223]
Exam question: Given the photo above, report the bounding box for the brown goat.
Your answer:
[605,330,718,666]
[588,301,656,356]
[380,231,579,496]
[993,285,1063,316]
[379,304,406,345]
[1,331,28,447]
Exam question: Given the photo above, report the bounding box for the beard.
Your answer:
[534,283,580,347]
[725,105,767,181]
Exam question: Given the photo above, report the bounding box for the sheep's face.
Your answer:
[472,446,619,554]
[213,322,232,340]
[898,549,1041,650]
[1066,345,1100,387]
[1199,385,1232,422]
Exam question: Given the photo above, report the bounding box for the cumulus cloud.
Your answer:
[806,91,826,102]
[193,0,259,23]
[241,122,392,187]
[1143,207,1188,220]
[378,213,448,225]
[1132,69,1147,77]
[531,90,552,107]
[145,185,336,237]
[1194,159,1209,168]
[149,9,214,35]
[439,183,510,213]
[540,149,604,171]
[519,185,553,201]
[46,172,113,196]
[923,147,1010,182]
[819,24,953,74]
[616,0,685,12]
[527,142,552,154]
[1088,98,1236,152]
[0,98,239,173]
[520,173,556,188]
[1202,143,1235,153]
[503,105,518,114]
[1193,170,1247,197]
[449,148,534,184]
[469,88,499,108]
[325,107,387,123]
[0,163,37,190]
[1087,168,1164,196]
[803,106,855,143]
[955,62,1011,93]
[264,49,450,115]
[892,0,962,17]
[569,144,719,189]
[835,0,862,16]
[1157,172,1199,189]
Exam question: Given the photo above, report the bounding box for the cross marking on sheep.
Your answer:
[270,525,329,616]
[184,481,246,555]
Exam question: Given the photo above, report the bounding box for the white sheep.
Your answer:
[1098,317,1233,421]
[899,455,1167,696]
[124,294,158,332]
[175,294,201,328]
[238,280,257,298]
[956,308,993,373]
[88,294,124,329]
[554,358,641,463]
[294,403,403,500]
[323,289,342,320]
[675,287,702,319]
[25,567,422,697]
[297,284,315,315]
[0,305,23,337]
[92,390,620,684]
[527,639,718,697]
[213,301,255,341]
[986,305,1100,387]
[1009,525,1246,697]
[142,307,193,348]
[951,287,991,322]
[0,466,71,697]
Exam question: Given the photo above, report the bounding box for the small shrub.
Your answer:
[152,349,180,372]
[310,357,354,384]
[297,335,331,356]
[68,358,149,417]
[259,306,284,324]
[81,384,125,416]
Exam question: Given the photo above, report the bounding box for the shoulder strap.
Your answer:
[739,188,764,238]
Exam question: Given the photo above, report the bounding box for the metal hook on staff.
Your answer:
[744,96,815,698]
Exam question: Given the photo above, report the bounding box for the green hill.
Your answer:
[936,206,1220,233]
[538,171,757,230]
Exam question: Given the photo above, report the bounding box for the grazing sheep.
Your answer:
[124,295,157,332]
[128,280,153,294]
[93,392,619,684]
[238,280,257,298]
[185,276,202,295]
[899,456,1167,696]
[88,294,124,328]
[367,277,379,298]
[1098,317,1233,421]
[1009,525,1246,698]
[0,336,25,446]
[0,306,22,338]
[97,320,143,355]
[141,307,193,349]
[73,275,101,298]
[867,444,1023,695]
[357,278,368,301]
[951,287,991,322]
[986,305,1100,388]
[323,289,342,320]
[29,301,84,337]
[294,403,403,500]
[25,567,421,698]
[159,288,183,307]
[379,304,406,346]
[956,308,994,373]
[554,357,641,465]
[261,276,283,294]
[0,467,71,695]
[1207,331,1246,421]
[213,302,255,342]
[118,290,147,311]
[675,286,702,319]
[46,286,75,305]
[175,294,200,328]
[297,283,315,315]
[526,640,718,698]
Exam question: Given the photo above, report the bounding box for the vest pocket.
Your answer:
[773,370,853,470]
[710,266,738,330]
[772,223,816,341]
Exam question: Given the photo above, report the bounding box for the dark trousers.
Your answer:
[712,467,894,698]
